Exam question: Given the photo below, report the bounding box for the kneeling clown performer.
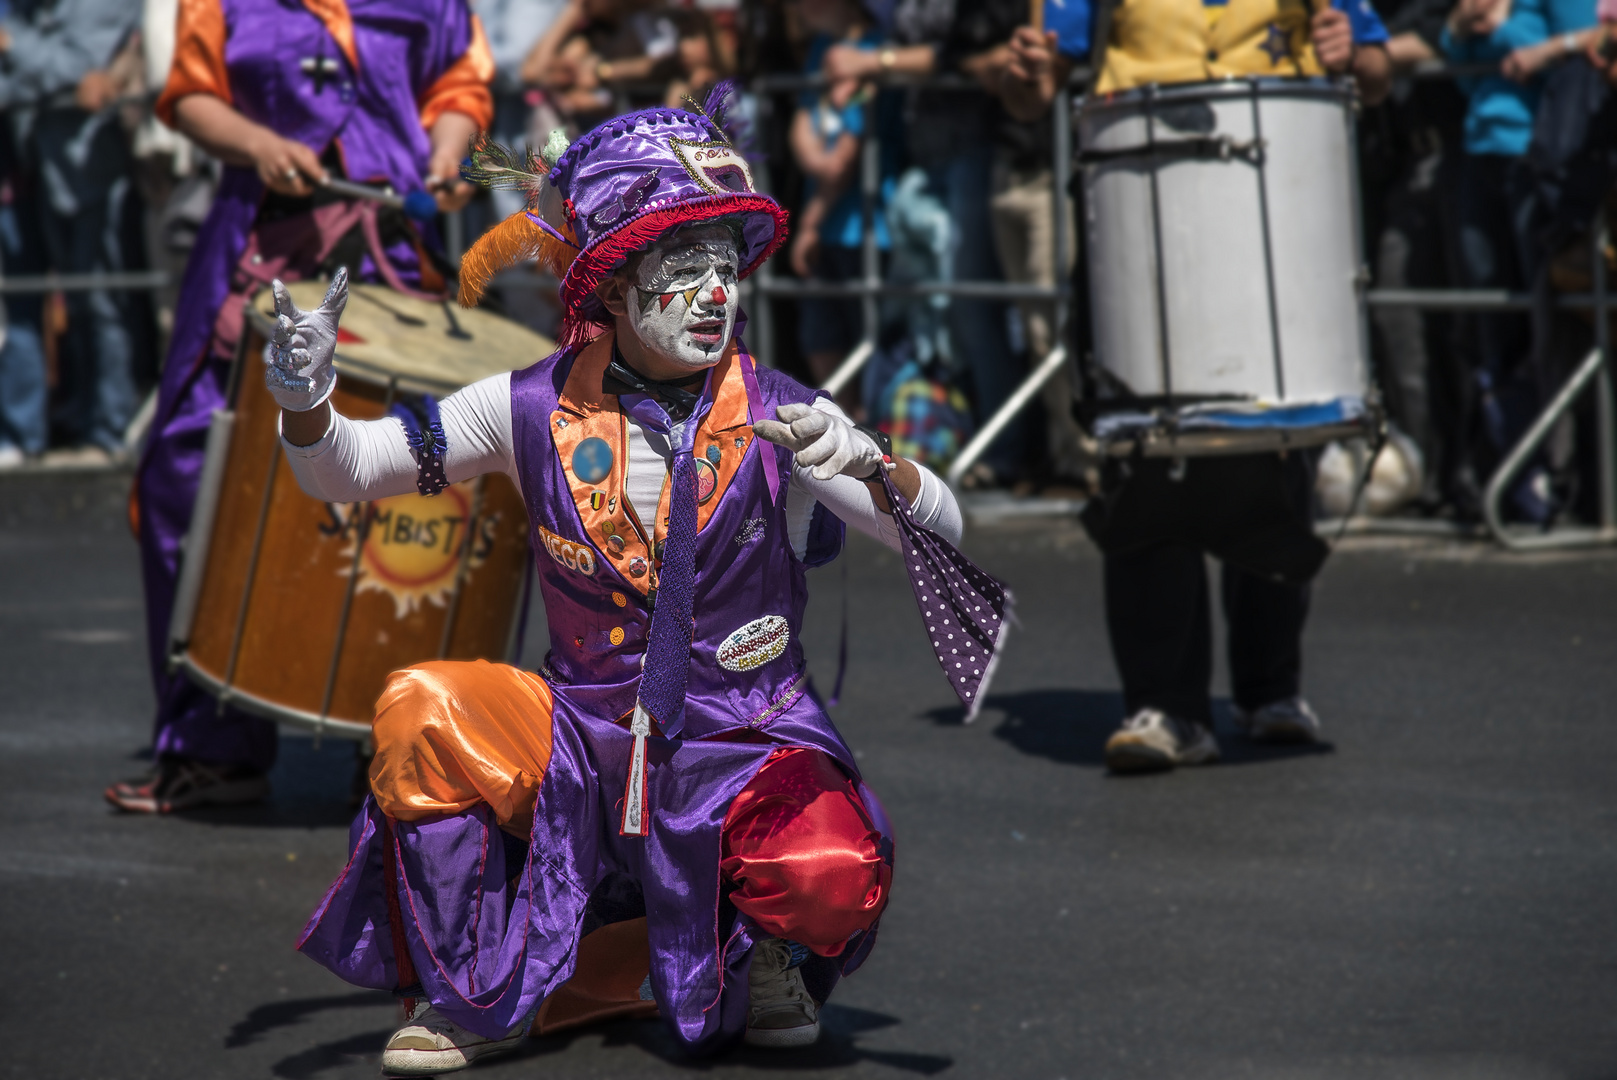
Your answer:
[276,94,1010,1073]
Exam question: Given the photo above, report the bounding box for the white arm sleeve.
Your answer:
[281,371,517,502]
[783,398,963,556]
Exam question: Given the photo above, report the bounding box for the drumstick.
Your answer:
[320,175,440,223]
[1029,0,1043,33]
[352,287,427,327]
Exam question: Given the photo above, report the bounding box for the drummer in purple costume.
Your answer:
[108,0,495,813]
[269,98,1011,1070]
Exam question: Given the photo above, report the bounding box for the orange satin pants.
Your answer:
[370,661,890,957]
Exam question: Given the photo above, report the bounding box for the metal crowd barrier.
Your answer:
[13,64,1614,551]
[750,66,1617,551]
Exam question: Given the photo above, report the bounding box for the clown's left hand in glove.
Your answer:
[753,401,888,481]
[263,267,349,412]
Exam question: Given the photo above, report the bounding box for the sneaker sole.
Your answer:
[1247,722,1320,746]
[382,1034,524,1076]
[745,1021,821,1048]
[1104,742,1177,774]
[1105,738,1221,773]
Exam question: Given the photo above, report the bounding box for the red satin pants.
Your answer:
[721,746,892,957]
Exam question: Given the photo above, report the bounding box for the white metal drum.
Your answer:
[1078,78,1369,450]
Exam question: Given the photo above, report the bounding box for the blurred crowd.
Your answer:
[6,0,1617,526]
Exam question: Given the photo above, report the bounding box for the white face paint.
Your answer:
[623,225,741,373]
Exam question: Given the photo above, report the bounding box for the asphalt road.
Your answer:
[3,471,1615,1080]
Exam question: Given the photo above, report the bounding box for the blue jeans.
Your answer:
[0,192,46,455]
[927,154,1023,477]
[35,108,145,451]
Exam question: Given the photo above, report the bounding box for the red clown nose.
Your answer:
[711,285,727,306]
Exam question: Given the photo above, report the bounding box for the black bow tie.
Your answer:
[602,354,708,421]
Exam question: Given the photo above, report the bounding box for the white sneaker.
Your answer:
[0,444,24,470]
[381,1000,528,1076]
[1232,696,1322,745]
[744,937,820,1048]
[1104,708,1220,773]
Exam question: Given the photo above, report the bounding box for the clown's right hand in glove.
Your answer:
[753,401,888,482]
[263,267,349,412]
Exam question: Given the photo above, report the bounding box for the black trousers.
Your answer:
[1081,453,1323,727]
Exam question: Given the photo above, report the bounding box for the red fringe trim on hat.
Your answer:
[457,211,580,308]
[558,196,790,315]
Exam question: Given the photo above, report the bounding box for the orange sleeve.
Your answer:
[155,0,231,127]
[418,13,495,132]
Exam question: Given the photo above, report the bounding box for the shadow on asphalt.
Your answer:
[221,990,393,1078]
[228,992,949,1077]
[124,735,368,830]
[926,690,1336,771]
[509,1004,951,1075]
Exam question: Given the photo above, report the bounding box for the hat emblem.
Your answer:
[669,137,755,196]
[589,171,661,234]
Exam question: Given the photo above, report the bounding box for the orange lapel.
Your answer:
[550,334,658,596]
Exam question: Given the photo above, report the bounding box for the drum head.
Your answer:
[253,281,556,395]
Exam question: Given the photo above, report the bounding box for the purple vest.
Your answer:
[512,334,844,727]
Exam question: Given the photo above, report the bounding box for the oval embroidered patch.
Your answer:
[715,615,790,672]
[572,437,614,484]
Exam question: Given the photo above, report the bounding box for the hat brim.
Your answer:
[559,195,789,319]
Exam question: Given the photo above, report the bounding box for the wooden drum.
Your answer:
[167,281,554,741]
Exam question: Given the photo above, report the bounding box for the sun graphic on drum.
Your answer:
[328,484,499,618]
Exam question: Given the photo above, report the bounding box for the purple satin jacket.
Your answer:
[297,335,892,1052]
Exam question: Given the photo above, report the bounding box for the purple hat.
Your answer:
[548,104,788,323]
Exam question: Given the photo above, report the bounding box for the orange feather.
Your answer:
[457,212,579,308]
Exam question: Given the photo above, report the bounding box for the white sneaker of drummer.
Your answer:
[1103,708,1220,774]
[1232,696,1323,745]
[381,1000,532,1076]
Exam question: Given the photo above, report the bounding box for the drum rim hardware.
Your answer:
[164,290,543,742]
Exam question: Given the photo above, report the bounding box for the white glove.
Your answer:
[263,267,349,412]
[753,401,887,482]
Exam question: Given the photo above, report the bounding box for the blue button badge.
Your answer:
[572,437,614,484]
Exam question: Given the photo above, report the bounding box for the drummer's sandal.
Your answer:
[104,758,270,813]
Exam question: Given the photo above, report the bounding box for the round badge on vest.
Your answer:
[573,437,614,484]
[694,458,718,504]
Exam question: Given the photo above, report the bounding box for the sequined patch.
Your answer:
[716,615,790,672]
[537,524,597,577]
[572,437,613,484]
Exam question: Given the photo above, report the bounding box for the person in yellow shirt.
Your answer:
[998,0,1389,772]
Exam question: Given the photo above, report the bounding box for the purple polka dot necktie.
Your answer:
[881,471,1012,722]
